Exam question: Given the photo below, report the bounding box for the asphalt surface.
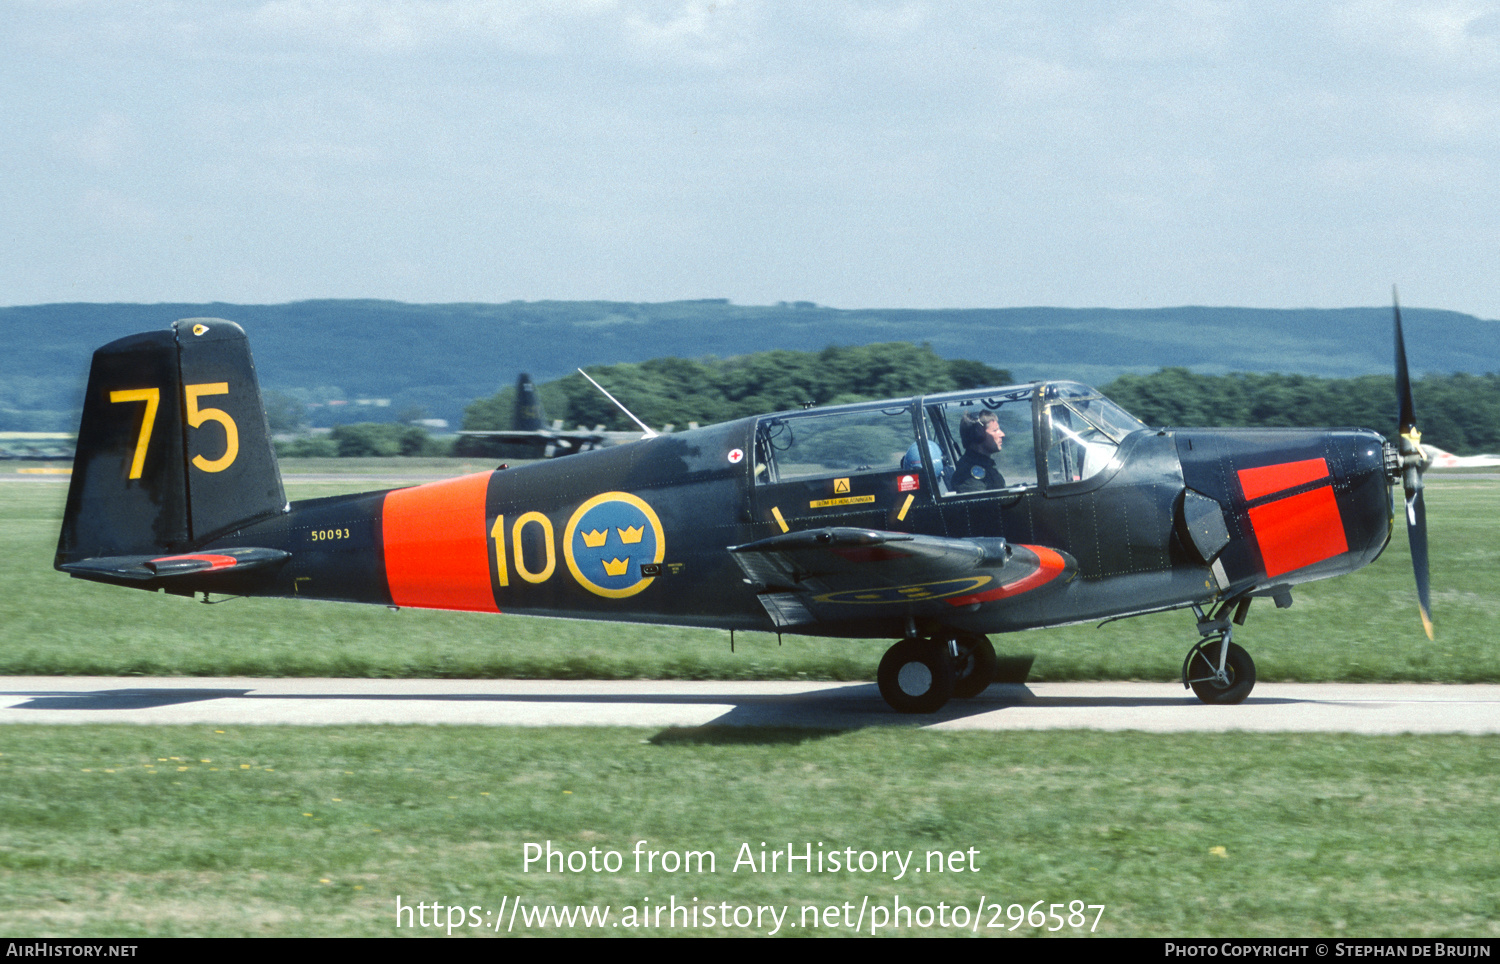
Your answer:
[2,677,1498,732]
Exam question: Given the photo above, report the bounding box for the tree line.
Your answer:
[1103,368,1500,454]
[463,343,1012,435]
[462,348,1499,456]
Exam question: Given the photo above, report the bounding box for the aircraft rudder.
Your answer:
[174,318,287,540]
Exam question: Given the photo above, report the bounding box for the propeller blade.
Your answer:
[1393,286,1433,639]
[1394,287,1416,436]
[1407,487,1434,640]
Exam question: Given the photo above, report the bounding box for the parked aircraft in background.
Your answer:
[1421,444,1500,469]
[453,373,608,459]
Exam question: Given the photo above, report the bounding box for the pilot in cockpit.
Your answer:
[954,411,1005,493]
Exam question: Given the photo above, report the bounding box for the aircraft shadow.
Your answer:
[1,682,1305,732]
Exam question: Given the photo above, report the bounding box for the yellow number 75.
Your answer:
[108,382,239,479]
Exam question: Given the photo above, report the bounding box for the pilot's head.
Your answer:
[960,412,1004,453]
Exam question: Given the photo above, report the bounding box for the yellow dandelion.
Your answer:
[1210,846,1228,858]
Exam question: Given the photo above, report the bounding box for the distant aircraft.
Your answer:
[453,373,608,459]
[1421,444,1500,469]
[53,301,1436,714]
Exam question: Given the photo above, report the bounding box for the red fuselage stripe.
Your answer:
[1237,457,1329,501]
[945,545,1067,606]
[382,472,499,613]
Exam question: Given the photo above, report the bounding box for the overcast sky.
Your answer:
[4,0,1497,317]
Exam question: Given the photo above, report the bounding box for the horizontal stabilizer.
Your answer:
[60,547,291,583]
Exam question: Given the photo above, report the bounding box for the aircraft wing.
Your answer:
[455,429,606,457]
[728,527,1074,629]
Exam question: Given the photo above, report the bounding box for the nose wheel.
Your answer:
[1183,631,1256,704]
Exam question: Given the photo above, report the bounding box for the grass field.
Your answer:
[2,464,1496,682]
[2,726,1497,937]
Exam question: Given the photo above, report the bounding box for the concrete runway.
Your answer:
[2,677,1499,733]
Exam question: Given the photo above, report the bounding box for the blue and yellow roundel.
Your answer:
[563,492,666,599]
[814,576,993,605]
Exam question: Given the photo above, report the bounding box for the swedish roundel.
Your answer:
[563,492,666,599]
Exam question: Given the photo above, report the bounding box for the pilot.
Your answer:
[953,412,1005,493]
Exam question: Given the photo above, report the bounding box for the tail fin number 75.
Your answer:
[109,382,239,478]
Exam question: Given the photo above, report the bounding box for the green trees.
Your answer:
[459,344,1500,456]
[463,343,1013,432]
[1101,370,1500,454]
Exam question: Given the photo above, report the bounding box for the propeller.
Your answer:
[1393,287,1433,639]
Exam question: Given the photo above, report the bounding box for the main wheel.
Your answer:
[877,638,956,714]
[1186,640,1256,705]
[951,633,998,699]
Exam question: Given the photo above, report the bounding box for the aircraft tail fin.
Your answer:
[56,319,287,567]
[514,373,545,431]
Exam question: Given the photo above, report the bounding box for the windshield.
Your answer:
[1041,382,1145,485]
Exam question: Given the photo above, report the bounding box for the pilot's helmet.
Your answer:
[901,440,944,474]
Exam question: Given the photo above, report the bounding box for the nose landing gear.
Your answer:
[1183,600,1257,704]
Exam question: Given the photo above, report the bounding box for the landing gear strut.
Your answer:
[1183,600,1257,705]
[877,632,997,713]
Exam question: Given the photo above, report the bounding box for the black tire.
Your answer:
[951,634,998,699]
[877,638,956,713]
[1187,640,1256,705]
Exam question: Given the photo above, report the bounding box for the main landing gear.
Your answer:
[1183,600,1258,705]
[877,632,998,714]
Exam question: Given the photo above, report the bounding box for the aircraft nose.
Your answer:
[1334,430,1394,567]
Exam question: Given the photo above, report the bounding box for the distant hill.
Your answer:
[3,299,1497,430]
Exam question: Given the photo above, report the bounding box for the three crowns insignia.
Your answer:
[580,523,647,579]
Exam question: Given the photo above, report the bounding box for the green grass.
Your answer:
[1,726,1496,937]
[3,472,1497,681]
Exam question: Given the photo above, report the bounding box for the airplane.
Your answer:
[454,372,677,459]
[452,373,608,459]
[53,304,1434,714]
[1420,444,1500,469]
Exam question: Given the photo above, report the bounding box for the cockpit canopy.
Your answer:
[754,381,1146,495]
